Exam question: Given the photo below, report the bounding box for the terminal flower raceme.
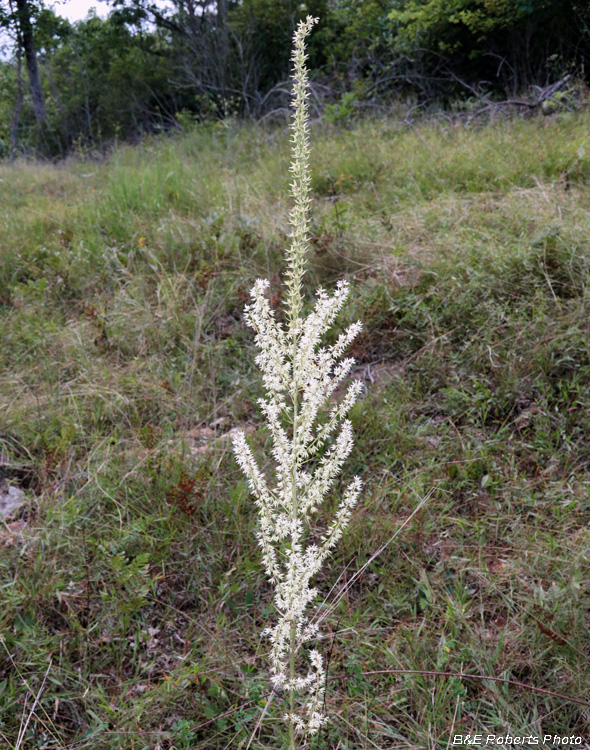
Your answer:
[232,15,364,738]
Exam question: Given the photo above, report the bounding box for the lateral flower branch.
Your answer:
[232,15,364,739]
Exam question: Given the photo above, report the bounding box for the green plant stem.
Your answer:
[289,623,295,747]
[289,332,299,750]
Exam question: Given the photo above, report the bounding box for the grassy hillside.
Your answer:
[1,113,590,749]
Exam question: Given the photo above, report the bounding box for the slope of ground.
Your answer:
[1,113,590,748]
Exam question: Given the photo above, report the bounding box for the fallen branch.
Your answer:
[466,74,572,121]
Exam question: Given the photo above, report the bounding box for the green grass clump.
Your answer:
[1,110,590,748]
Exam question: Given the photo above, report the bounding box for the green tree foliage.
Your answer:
[4,9,190,154]
[108,0,329,117]
[0,0,589,155]
[320,0,394,70]
[230,0,329,96]
[388,0,590,93]
[0,61,18,152]
[43,12,182,145]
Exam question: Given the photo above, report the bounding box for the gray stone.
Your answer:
[0,485,27,520]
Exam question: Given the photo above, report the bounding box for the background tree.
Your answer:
[40,11,184,147]
[1,0,47,123]
[13,0,46,121]
[107,0,329,117]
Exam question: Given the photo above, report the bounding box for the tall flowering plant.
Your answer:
[232,16,364,741]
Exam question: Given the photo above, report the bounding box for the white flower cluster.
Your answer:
[233,277,363,733]
[232,16,364,737]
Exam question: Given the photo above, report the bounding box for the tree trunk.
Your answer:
[14,0,46,123]
[10,39,23,158]
[217,0,229,94]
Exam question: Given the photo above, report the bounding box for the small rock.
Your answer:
[0,484,26,520]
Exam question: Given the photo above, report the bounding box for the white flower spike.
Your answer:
[232,15,364,742]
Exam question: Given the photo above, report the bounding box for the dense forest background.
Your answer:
[1,0,590,156]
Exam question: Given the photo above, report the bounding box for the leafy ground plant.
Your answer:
[232,16,364,744]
